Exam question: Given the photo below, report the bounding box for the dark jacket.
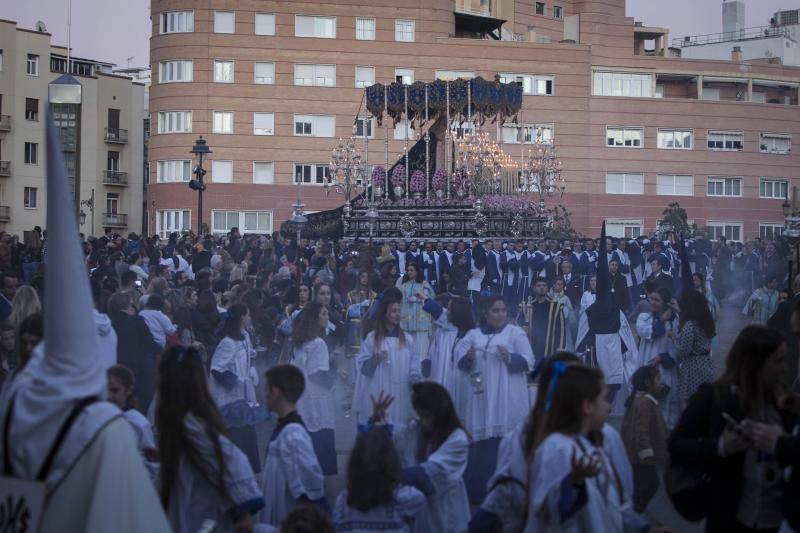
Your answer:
[192,309,221,352]
[109,310,162,413]
[668,383,800,532]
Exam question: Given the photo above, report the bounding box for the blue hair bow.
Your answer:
[545,361,568,411]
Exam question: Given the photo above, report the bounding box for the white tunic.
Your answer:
[123,408,159,479]
[292,338,335,432]
[333,487,426,533]
[453,325,534,441]
[426,309,468,397]
[209,334,258,408]
[636,312,680,427]
[355,332,422,430]
[576,310,641,387]
[260,422,325,526]
[579,291,596,317]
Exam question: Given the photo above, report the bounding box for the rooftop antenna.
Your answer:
[66,0,72,73]
[127,56,135,68]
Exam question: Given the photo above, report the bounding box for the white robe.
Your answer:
[426,309,468,397]
[209,334,258,409]
[167,414,264,533]
[333,487,426,533]
[579,291,596,317]
[292,338,335,432]
[123,408,159,479]
[576,310,641,387]
[636,313,681,427]
[260,422,325,526]
[355,332,422,430]
[453,325,534,441]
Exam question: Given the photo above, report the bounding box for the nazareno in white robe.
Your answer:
[453,324,534,441]
[636,312,681,427]
[355,331,422,430]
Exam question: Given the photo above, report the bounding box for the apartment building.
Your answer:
[0,19,145,237]
[148,0,800,240]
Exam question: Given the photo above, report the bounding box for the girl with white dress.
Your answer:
[156,346,264,533]
[636,288,680,428]
[421,294,474,399]
[209,303,265,472]
[291,302,337,475]
[579,276,597,317]
[453,295,534,504]
[355,299,422,431]
[396,263,435,358]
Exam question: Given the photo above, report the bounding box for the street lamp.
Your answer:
[290,170,307,244]
[190,136,211,236]
[79,188,95,234]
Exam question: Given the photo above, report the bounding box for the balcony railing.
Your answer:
[674,25,790,48]
[104,128,128,144]
[0,161,10,177]
[103,213,128,227]
[0,115,10,131]
[0,207,11,221]
[103,170,128,186]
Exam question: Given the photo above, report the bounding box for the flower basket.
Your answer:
[410,170,426,193]
[390,165,406,188]
[432,169,448,192]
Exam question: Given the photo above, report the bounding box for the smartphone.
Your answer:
[135,280,142,288]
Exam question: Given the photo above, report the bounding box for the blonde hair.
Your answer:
[9,285,41,331]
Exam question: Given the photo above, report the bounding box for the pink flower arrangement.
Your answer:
[432,169,448,191]
[391,164,406,187]
[371,166,386,184]
[482,194,537,211]
[410,170,426,192]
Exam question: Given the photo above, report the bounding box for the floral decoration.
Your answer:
[432,169,448,191]
[391,164,406,187]
[410,170,426,193]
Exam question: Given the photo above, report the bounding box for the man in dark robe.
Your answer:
[519,277,565,363]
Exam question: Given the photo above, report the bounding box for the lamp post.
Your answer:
[79,188,95,234]
[190,136,211,237]
[290,172,307,244]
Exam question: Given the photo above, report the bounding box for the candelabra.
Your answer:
[327,135,366,217]
[519,129,565,212]
[455,130,511,197]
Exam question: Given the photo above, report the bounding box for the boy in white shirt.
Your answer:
[138,294,177,348]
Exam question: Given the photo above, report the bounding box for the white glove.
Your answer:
[588,255,596,263]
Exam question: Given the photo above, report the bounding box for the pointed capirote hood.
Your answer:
[679,233,693,294]
[0,109,104,480]
[585,222,620,334]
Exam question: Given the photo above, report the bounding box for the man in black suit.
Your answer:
[768,274,800,387]
[0,272,17,323]
[608,258,632,314]
[559,259,583,310]
[647,256,673,294]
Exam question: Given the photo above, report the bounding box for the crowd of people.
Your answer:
[1,223,799,533]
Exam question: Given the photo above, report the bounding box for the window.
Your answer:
[760,223,785,240]
[356,17,376,40]
[355,117,374,138]
[106,193,119,215]
[702,88,720,101]
[752,92,767,104]
[592,71,653,98]
[501,123,554,144]
[212,210,272,234]
[435,70,475,81]
[214,11,235,34]
[0,50,3,71]
[213,112,234,134]
[605,219,644,239]
[395,20,415,42]
[553,5,563,19]
[211,160,233,183]
[24,143,38,165]
[213,60,234,83]
[394,119,414,140]
[23,187,37,209]
[255,13,275,36]
[535,2,545,15]
[158,111,192,134]
[395,68,414,84]
[707,131,743,151]
[656,175,694,196]
[254,62,275,84]
[295,15,336,38]
[707,177,742,197]
[159,60,193,83]
[706,221,742,242]
[107,151,120,171]
[293,115,335,137]
[156,160,191,182]
[294,163,330,184]
[606,127,643,148]
[657,129,693,149]
[253,113,275,135]
[499,73,554,96]
[605,173,644,195]
[760,133,791,154]
[294,64,335,87]
[158,210,191,237]
[26,54,39,76]
[355,66,375,88]
[253,162,274,184]
[25,98,38,121]
[759,178,789,199]
[161,11,194,33]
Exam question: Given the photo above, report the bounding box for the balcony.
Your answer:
[0,161,10,177]
[454,0,504,40]
[0,115,10,131]
[0,207,11,222]
[103,170,128,186]
[103,213,128,228]
[104,128,128,144]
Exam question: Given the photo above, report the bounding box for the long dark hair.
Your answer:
[402,262,424,284]
[411,381,467,462]
[346,427,401,512]
[218,302,248,341]
[448,296,475,334]
[679,289,716,339]
[625,365,660,409]
[718,326,786,416]
[156,346,231,509]
[107,364,138,410]
[292,302,325,346]
[372,298,405,351]
[477,295,506,328]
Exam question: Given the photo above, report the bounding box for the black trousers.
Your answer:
[633,463,659,513]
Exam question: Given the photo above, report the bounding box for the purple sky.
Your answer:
[1,0,791,68]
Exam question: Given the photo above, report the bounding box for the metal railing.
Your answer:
[0,115,10,131]
[103,213,128,227]
[674,25,790,48]
[103,170,128,186]
[0,161,10,177]
[104,128,128,144]
[0,207,11,221]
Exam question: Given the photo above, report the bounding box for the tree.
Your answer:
[659,202,698,238]
[543,204,584,241]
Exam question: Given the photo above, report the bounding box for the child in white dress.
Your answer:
[107,364,158,479]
